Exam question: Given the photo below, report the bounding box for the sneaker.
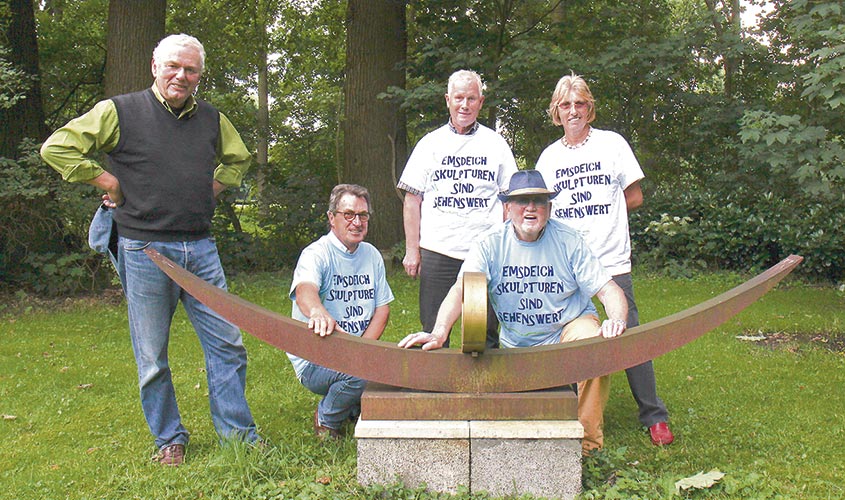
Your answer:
[154,443,185,466]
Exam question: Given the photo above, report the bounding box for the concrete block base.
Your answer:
[355,419,583,498]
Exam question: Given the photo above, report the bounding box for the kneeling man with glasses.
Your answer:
[288,184,394,439]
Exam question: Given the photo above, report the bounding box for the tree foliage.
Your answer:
[168,0,348,269]
[37,0,109,130]
[1,0,105,294]
[3,0,844,293]
[738,0,845,198]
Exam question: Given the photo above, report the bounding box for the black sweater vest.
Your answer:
[109,89,220,242]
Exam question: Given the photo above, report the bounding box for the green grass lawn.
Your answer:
[1,268,843,499]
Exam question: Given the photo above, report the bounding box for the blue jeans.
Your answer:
[117,236,259,448]
[299,362,365,430]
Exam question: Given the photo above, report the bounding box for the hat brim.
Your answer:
[498,187,559,202]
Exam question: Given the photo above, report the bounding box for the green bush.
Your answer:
[213,166,329,274]
[253,177,327,270]
[632,183,845,282]
[0,141,113,295]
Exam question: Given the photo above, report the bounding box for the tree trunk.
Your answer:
[1,0,46,157]
[344,0,407,250]
[256,42,269,197]
[703,0,741,99]
[725,0,741,99]
[105,0,166,98]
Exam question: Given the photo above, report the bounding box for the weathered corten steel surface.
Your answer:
[361,382,578,420]
[145,249,801,393]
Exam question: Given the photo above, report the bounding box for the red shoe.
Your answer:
[314,409,342,440]
[649,422,675,445]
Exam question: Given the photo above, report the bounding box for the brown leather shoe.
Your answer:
[314,409,341,440]
[154,443,185,466]
[649,422,675,445]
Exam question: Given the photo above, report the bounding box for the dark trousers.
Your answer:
[613,273,670,427]
[419,248,499,349]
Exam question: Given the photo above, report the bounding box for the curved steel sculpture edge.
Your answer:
[145,249,801,393]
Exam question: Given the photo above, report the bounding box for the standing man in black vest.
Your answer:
[41,34,260,466]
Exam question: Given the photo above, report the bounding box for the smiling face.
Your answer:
[445,78,484,134]
[328,193,370,252]
[506,195,551,242]
[557,90,591,140]
[151,45,203,109]
[548,74,596,142]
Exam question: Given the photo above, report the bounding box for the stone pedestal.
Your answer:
[355,384,583,498]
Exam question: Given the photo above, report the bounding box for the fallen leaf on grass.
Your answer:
[316,476,332,485]
[86,447,100,454]
[736,335,767,342]
[675,469,725,493]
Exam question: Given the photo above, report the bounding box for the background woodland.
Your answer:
[2,0,844,295]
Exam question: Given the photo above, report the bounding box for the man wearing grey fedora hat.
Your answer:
[399,169,629,456]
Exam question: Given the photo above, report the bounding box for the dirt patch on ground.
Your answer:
[739,331,845,354]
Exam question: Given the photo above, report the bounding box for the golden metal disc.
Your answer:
[460,272,487,353]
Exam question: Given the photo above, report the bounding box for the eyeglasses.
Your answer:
[511,195,550,206]
[557,100,588,111]
[333,211,370,222]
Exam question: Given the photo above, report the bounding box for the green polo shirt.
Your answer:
[40,85,250,188]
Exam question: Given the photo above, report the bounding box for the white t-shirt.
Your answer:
[399,123,518,260]
[535,128,644,275]
[460,220,611,348]
[287,231,394,377]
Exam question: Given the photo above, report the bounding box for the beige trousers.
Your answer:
[561,314,611,455]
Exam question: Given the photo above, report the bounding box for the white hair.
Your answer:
[153,34,206,73]
[447,70,484,96]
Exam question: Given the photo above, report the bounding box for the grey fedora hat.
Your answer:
[498,170,559,202]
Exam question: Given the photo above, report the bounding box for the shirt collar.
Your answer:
[328,230,358,255]
[448,120,479,136]
[150,84,198,119]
